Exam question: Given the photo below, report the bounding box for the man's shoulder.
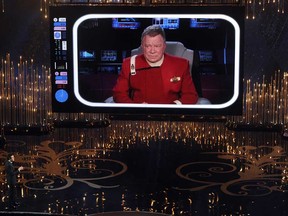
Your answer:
[124,54,145,60]
[165,53,187,60]
[164,53,188,63]
[4,160,11,168]
[123,54,146,65]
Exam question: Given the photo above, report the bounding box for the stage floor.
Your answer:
[0,121,288,215]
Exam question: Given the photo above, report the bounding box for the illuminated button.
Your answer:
[55,89,68,103]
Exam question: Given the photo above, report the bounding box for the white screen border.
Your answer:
[73,14,241,109]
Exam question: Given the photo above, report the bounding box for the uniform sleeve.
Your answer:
[178,60,199,104]
[112,58,134,103]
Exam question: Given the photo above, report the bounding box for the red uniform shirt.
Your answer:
[113,53,198,104]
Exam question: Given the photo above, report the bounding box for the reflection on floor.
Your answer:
[0,121,288,215]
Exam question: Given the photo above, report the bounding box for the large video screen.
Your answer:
[49,6,245,115]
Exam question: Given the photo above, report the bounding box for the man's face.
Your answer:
[10,155,15,162]
[141,34,166,64]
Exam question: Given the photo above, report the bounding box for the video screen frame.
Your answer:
[50,6,245,115]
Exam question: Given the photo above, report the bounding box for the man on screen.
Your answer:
[112,24,198,104]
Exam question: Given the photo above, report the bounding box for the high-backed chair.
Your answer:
[131,41,211,104]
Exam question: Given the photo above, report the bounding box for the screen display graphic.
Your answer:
[50,6,245,115]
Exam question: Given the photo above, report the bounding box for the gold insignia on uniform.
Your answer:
[170,76,181,82]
